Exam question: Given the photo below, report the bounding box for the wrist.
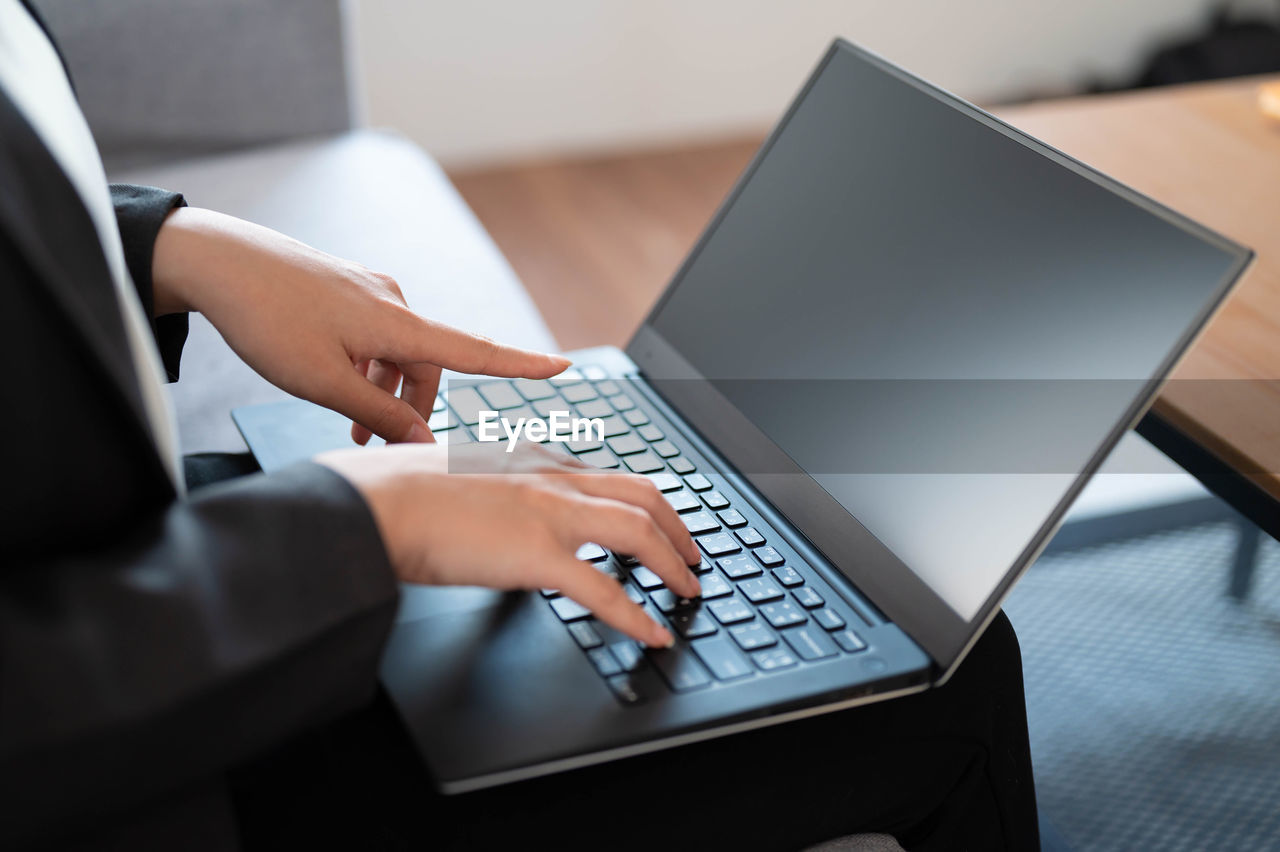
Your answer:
[150,206,204,316]
[315,446,447,580]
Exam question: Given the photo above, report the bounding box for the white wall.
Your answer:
[352,0,1272,168]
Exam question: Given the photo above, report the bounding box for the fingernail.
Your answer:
[407,423,432,443]
[652,626,675,648]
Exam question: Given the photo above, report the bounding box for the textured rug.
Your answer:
[1006,518,1280,851]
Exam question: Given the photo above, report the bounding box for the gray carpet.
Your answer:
[1005,518,1280,851]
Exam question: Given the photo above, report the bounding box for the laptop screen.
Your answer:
[632,42,1248,660]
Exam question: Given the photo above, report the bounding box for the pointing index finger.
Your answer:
[386,314,570,379]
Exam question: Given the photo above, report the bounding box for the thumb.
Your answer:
[328,367,433,444]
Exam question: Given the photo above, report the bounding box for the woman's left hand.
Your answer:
[151,207,569,444]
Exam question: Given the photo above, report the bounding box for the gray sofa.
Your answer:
[37,0,556,455]
[34,2,902,848]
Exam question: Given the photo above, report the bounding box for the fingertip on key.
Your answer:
[650,625,676,649]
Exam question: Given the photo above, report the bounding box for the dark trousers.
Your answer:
[195,454,1040,851]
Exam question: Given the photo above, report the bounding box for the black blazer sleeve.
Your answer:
[0,462,401,846]
[110,183,189,381]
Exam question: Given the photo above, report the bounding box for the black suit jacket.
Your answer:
[0,4,400,848]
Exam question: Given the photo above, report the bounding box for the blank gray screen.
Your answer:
[650,47,1239,619]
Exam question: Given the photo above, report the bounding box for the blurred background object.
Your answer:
[352,0,1280,169]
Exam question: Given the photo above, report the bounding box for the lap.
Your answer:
[231,611,1038,851]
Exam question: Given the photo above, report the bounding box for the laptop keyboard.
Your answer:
[436,366,869,706]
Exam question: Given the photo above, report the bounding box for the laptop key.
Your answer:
[698,533,740,557]
[650,589,697,613]
[753,547,785,567]
[718,509,747,528]
[668,457,696,475]
[833,629,867,653]
[693,557,714,575]
[782,625,839,661]
[691,635,754,681]
[551,597,592,622]
[444,386,487,425]
[707,597,754,625]
[638,424,664,442]
[738,577,785,604]
[736,528,766,547]
[624,585,645,605]
[587,647,623,677]
[532,398,561,417]
[607,674,645,705]
[793,587,825,609]
[630,566,665,590]
[772,566,804,587]
[813,608,846,631]
[651,440,680,458]
[477,381,524,410]
[607,393,635,412]
[561,383,599,404]
[647,472,682,492]
[623,408,649,426]
[516,378,558,400]
[598,416,631,437]
[610,641,646,672]
[607,434,647,456]
[760,601,807,629]
[578,449,619,469]
[681,511,721,535]
[668,609,718,640]
[728,621,777,651]
[622,452,666,474]
[576,542,608,562]
[665,490,701,513]
[593,379,619,394]
[702,491,730,510]
[568,621,603,649]
[697,572,733,598]
[752,647,798,672]
[565,437,604,453]
[550,369,584,386]
[718,554,761,579]
[581,366,609,381]
[647,646,712,692]
[684,473,712,492]
[501,405,539,429]
[577,398,613,419]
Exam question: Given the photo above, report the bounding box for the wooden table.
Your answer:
[997,76,1280,539]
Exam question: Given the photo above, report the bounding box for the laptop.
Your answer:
[233,39,1252,793]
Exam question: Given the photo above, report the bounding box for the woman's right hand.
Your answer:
[316,441,702,648]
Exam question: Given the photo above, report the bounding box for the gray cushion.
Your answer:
[110,129,559,454]
[33,0,352,170]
